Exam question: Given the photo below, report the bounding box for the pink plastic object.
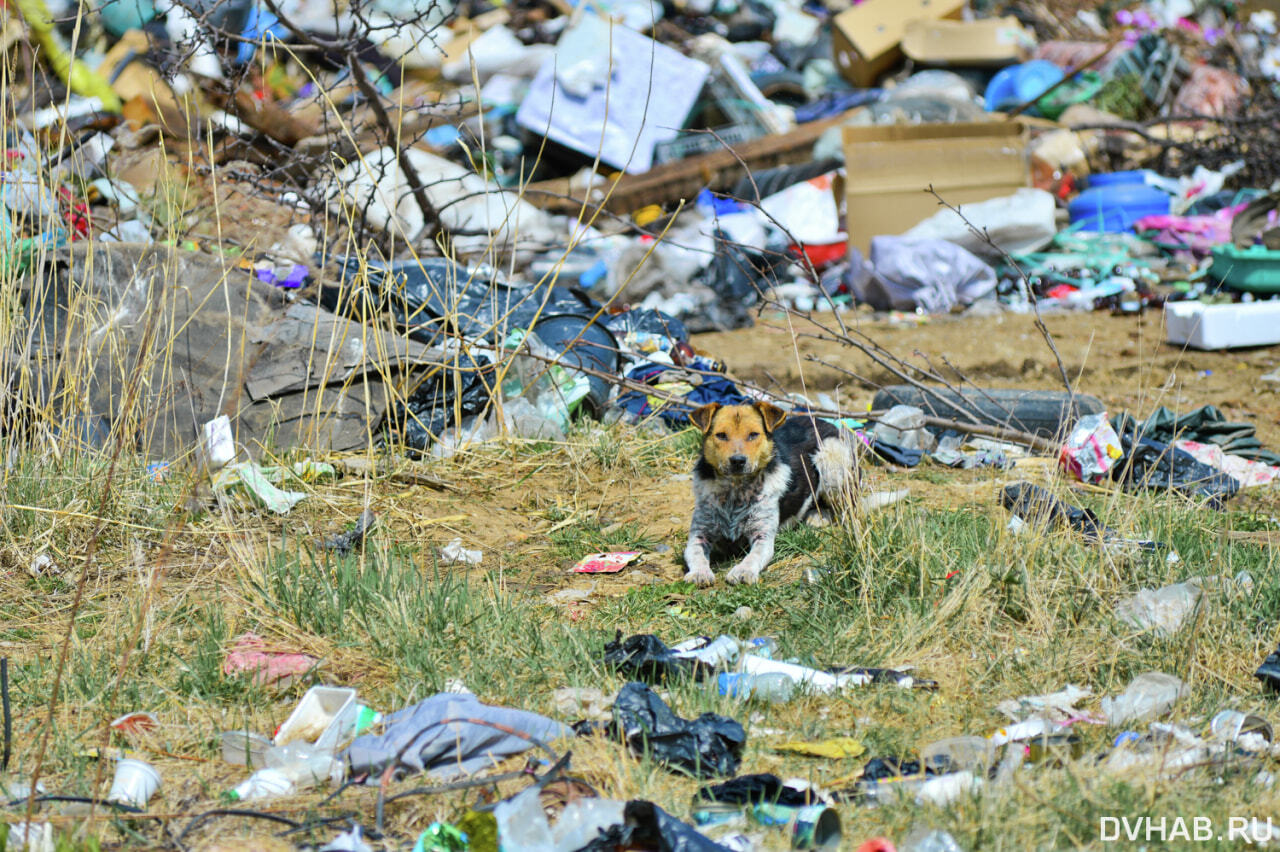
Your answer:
[1133,205,1243,256]
[223,633,319,686]
[572,551,641,574]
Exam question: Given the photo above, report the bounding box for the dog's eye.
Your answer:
[747,432,760,440]
[714,432,729,441]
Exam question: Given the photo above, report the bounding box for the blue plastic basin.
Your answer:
[1068,180,1171,232]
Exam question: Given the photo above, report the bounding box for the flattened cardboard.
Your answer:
[831,0,965,87]
[843,122,1031,254]
[901,16,1034,66]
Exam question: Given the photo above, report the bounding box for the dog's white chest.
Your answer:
[694,464,791,544]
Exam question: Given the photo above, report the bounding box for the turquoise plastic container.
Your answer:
[985,61,1065,112]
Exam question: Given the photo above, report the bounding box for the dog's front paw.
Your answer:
[725,562,762,585]
[683,567,716,587]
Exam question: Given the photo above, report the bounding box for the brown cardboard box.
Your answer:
[843,121,1031,254]
[830,0,965,87]
[901,16,1034,66]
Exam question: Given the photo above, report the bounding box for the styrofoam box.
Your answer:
[1165,300,1280,350]
[274,686,357,751]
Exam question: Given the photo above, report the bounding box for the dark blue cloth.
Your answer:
[615,365,751,427]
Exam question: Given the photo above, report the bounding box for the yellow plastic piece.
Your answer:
[11,0,123,112]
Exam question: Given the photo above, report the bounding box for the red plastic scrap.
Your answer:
[110,711,159,735]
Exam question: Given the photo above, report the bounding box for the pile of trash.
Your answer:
[5,0,1280,463]
[6,0,1280,459]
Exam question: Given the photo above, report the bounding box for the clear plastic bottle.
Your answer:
[672,635,740,668]
[717,672,796,703]
[264,742,342,787]
[900,828,964,852]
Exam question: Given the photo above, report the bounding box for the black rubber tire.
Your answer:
[871,385,1106,440]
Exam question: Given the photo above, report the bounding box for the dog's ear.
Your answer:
[689,404,721,434]
[754,401,788,434]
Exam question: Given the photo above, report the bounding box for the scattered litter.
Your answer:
[1115,579,1203,636]
[212,460,334,514]
[554,687,613,722]
[994,685,1093,723]
[222,633,319,687]
[110,711,159,735]
[607,682,746,778]
[1101,672,1189,726]
[321,509,377,556]
[573,551,642,574]
[107,758,161,808]
[412,822,469,852]
[773,737,866,760]
[345,692,572,780]
[439,539,483,566]
[1059,414,1123,483]
[27,554,59,578]
[1001,481,1166,555]
[320,825,375,852]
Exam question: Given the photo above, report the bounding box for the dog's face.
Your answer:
[690,402,788,477]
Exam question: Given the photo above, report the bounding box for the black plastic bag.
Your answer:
[691,230,763,332]
[602,309,690,347]
[611,683,745,778]
[389,348,496,453]
[574,800,733,852]
[1257,644,1280,693]
[324,255,595,344]
[861,756,926,782]
[695,773,814,807]
[1109,425,1239,507]
[1001,482,1110,541]
[603,633,695,682]
[1000,482,1165,552]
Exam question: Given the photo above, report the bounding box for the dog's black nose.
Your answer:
[728,454,748,471]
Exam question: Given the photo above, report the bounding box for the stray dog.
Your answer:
[684,401,858,586]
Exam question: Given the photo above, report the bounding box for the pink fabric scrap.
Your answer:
[1175,440,1280,488]
[223,632,319,685]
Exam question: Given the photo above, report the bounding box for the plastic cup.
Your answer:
[921,736,996,774]
[108,758,161,808]
[221,730,272,768]
[1210,710,1273,744]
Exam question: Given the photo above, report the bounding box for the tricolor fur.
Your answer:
[684,402,859,586]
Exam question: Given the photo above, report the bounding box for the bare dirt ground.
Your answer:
[700,307,1280,449]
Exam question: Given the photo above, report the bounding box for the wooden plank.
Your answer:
[519,110,856,216]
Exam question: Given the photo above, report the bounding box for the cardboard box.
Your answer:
[843,122,1030,255]
[901,16,1034,66]
[831,0,964,87]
